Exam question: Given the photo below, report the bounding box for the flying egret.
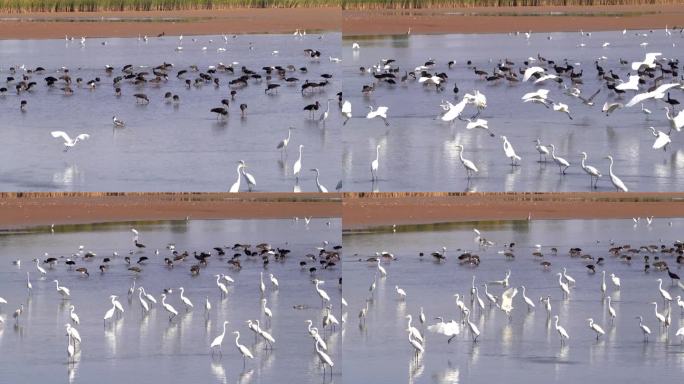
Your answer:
[366,105,390,126]
[615,74,640,91]
[604,155,628,192]
[501,136,521,166]
[440,98,469,123]
[631,52,662,70]
[580,152,602,188]
[293,145,304,181]
[210,320,230,356]
[50,131,90,152]
[455,145,479,178]
[427,317,460,343]
[549,144,570,174]
[587,318,605,340]
[647,127,671,150]
[554,315,570,345]
[602,102,624,116]
[523,66,545,82]
[625,83,680,107]
[552,103,573,120]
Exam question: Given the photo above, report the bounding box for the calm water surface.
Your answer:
[342,30,684,192]
[343,218,684,383]
[0,33,342,192]
[0,218,341,384]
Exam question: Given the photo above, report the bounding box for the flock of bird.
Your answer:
[2,32,342,192]
[350,225,684,362]
[0,226,342,379]
[345,27,684,191]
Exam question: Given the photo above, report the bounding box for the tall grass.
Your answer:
[0,0,340,12]
[342,0,681,10]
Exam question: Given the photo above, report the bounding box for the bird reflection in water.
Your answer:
[53,163,83,187]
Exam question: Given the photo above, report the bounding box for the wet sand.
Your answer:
[0,8,340,39]
[0,193,341,230]
[343,4,684,35]
[342,192,684,229]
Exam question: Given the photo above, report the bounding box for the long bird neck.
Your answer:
[375,146,380,161]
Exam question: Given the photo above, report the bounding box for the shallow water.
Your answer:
[0,33,342,192]
[343,218,684,384]
[0,218,341,384]
[342,30,684,192]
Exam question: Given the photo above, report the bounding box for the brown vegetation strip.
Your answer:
[342,5,684,35]
[342,192,684,229]
[0,193,341,230]
[0,8,340,39]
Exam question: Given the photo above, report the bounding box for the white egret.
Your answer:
[259,272,266,296]
[341,100,352,125]
[35,259,47,276]
[631,52,662,70]
[405,315,424,343]
[651,302,667,329]
[69,305,80,324]
[541,296,552,318]
[50,131,90,152]
[647,127,670,150]
[310,168,328,192]
[523,66,545,82]
[657,278,673,302]
[483,283,497,307]
[625,82,679,107]
[395,285,407,300]
[239,161,256,191]
[427,317,460,343]
[602,101,623,115]
[604,155,628,192]
[65,323,81,346]
[554,315,570,345]
[636,316,651,341]
[314,279,331,305]
[67,334,75,362]
[552,102,573,120]
[606,296,617,323]
[293,145,304,180]
[269,273,279,289]
[306,320,328,350]
[439,98,469,123]
[499,287,518,316]
[562,267,576,285]
[601,270,607,296]
[315,338,334,376]
[112,116,126,128]
[587,318,605,340]
[262,298,273,321]
[376,260,387,277]
[534,139,550,162]
[53,280,71,299]
[664,107,684,131]
[161,293,178,320]
[521,285,535,311]
[140,286,157,304]
[210,320,230,355]
[138,288,149,314]
[179,287,193,311]
[615,74,640,91]
[501,136,521,166]
[215,275,228,297]
[103,301,116,326]
[557,273,570,298]
[610,273,621,289]
[464,118,494,136]
[455,145,479,178]
[366,105,390,126]
[233,331,254,366]
[229,163,244,193]
[323,307,339,331]
[254,319,276,348]
[549,144,570,174]
[463,308,480,342]
[580,152,602,188]
[111,295,124,316]
[276,127,294,153]
[370,144,381,181]
[26,272,32,294]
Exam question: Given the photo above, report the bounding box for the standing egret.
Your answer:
[636,316,651,342]
[562,267,576,285]
[111,295,124,317]
[323,307,339,332]
[554,315,570,345]
[521,286,535,311]
[657,278,673,303]
[138,288,149,314]
[499,287,518,317]
[306,320,328,350]
[233,331,254,366]
[541,296,552,318]
[315,338,334,376]
[549,144,570,174]
[580,152,602,188]
[54,280,71,299]
[455,145,479,178]
[210,320,230,356]
[293,145,304,181]
[405,315,424,343]
[310,168,328,192]
[604,155,628,192]
[376,259,387,277]
[342,100,352,125]
[65,323,81,346]
[269,274,279,289]
[140,287,157,305]
[67,334,75,363]
[215,275,228,298]
[501,136,521,166]
[408,332,424,358]
[161,293,178,320]
[534,139,550,162]
[318,99,332,125]
[463,308,481,342]
[483,283,497,307]
[179,287,193,311]
[370,144,381,181]
[259,272,266,296]
[103,300,116,326]
[314,279,331,306]
[262,298,273,322]
[601,270,607,297]
[69,305,80,324]
[557,273,570,298]
[276,127,294,154]
[26,272,32,294]
[651,302,667,330]
[606,296,617,323]
[35,259,47,276]
[587,318,605,340]
[395,285,407,300]
[427,317,460,343]
[254,319,276,348]
[229,163,244,193]
[239,161,256,191]
[366,105,390,126]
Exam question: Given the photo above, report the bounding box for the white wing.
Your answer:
[625,92,654,108]
[75,134,90,141]
[522,89,549,101]
[652,83,680,96]
[375,106,389,116]
[466,119,488,130]
[673,110,684,131]
[441,99,468,122]
[51,131,72,143]
[500,287,518,313]
[523,66,545,82]
[341,100,352,115]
